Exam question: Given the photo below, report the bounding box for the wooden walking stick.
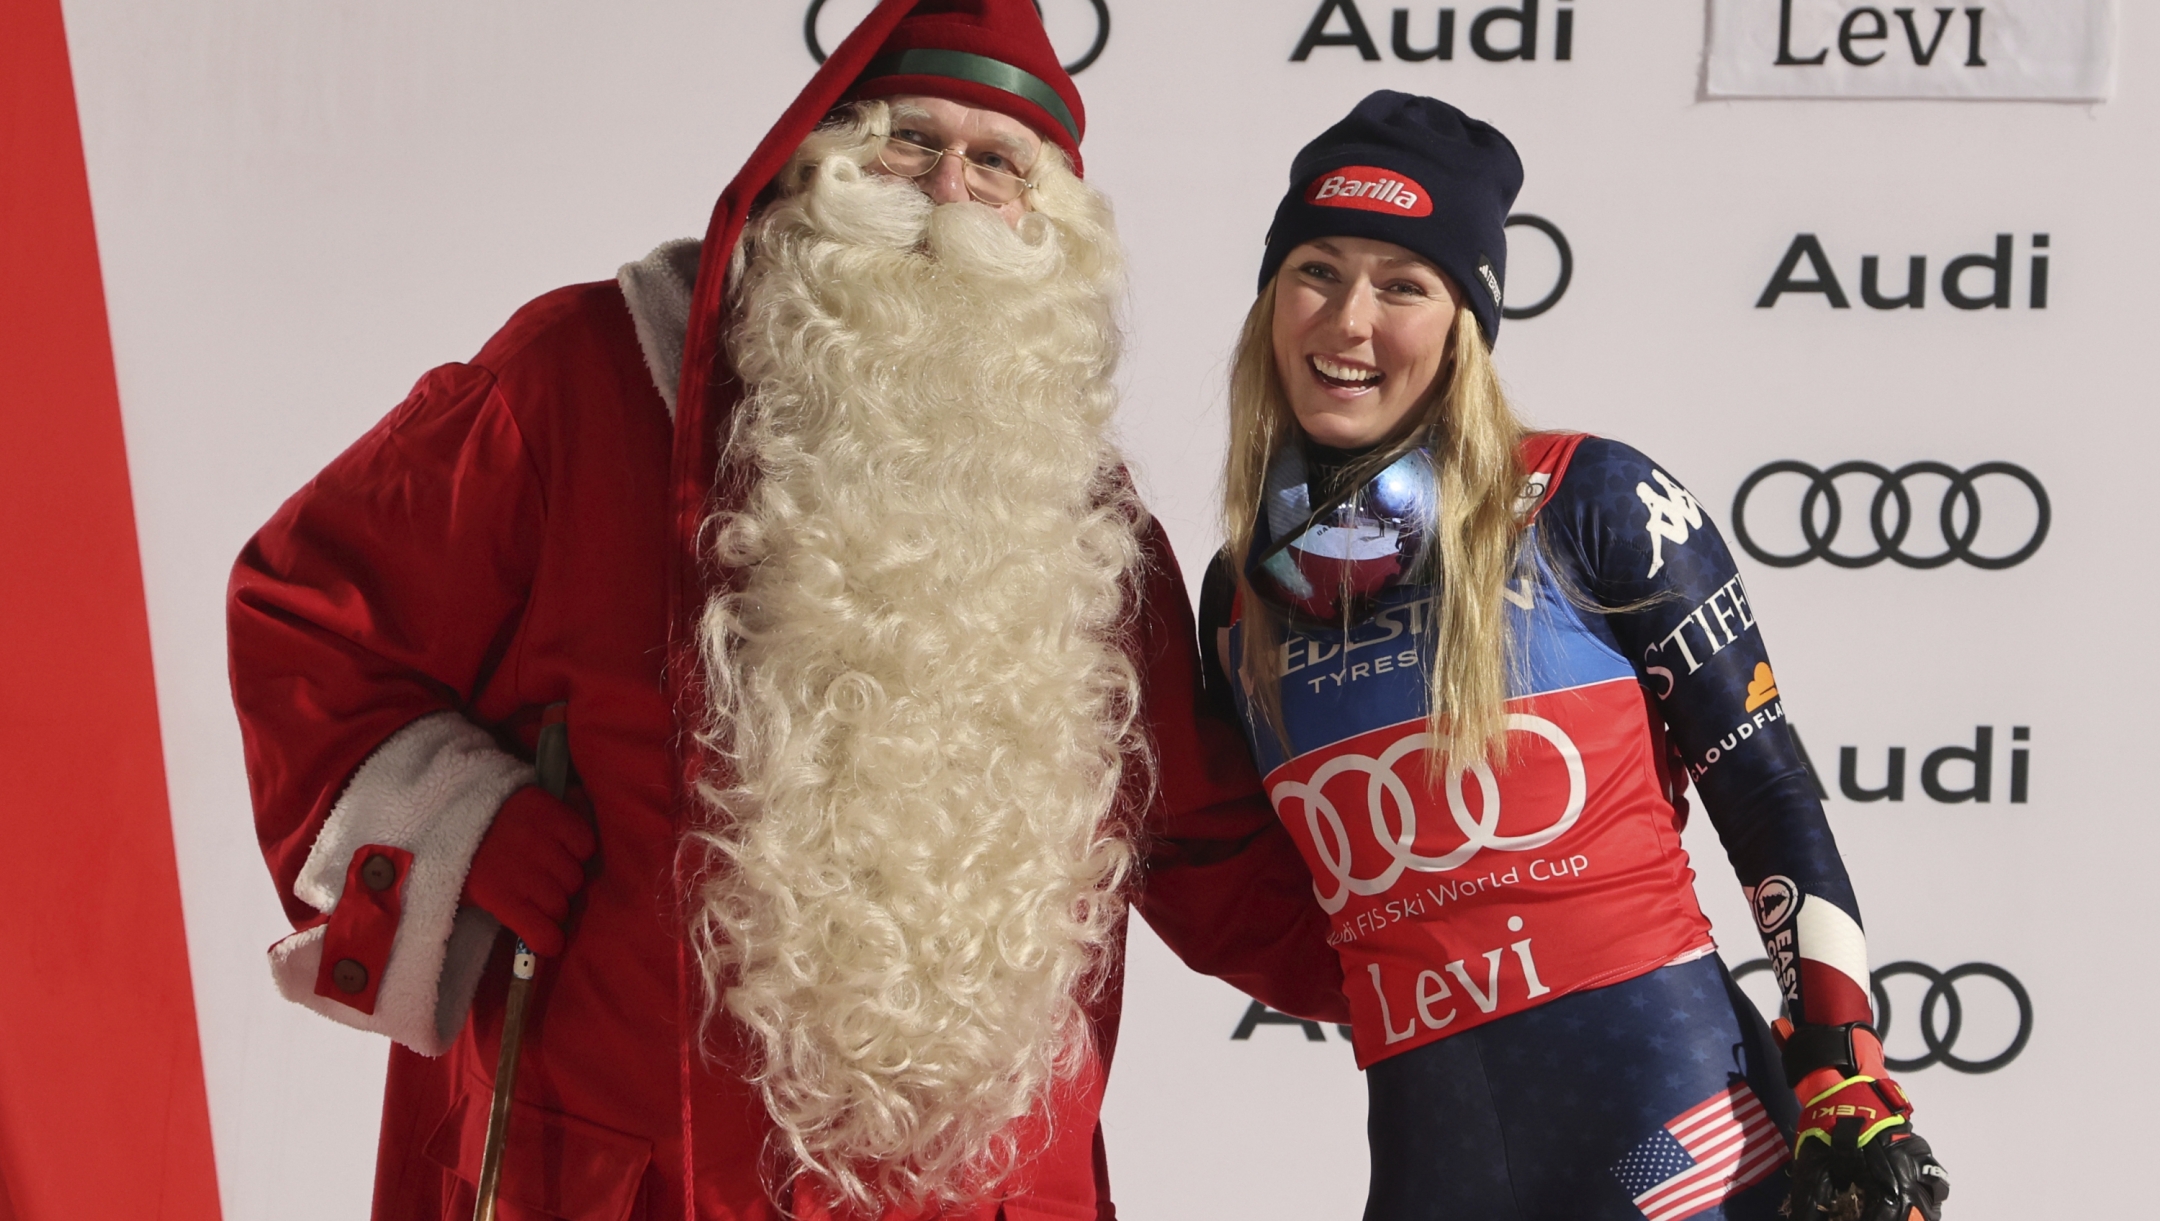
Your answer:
[473,703,576,1221]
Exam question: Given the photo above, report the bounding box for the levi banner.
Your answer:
[1704,0,2117,99]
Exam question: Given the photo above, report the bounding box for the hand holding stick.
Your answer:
[473,705,577,1221]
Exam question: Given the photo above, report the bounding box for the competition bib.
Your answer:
[1229,442,1716,1065]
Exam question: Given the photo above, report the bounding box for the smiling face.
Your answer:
[1270,237,1462,449]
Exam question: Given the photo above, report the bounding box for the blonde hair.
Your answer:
[1222,279,1530,766]
[688,100,1143,1212]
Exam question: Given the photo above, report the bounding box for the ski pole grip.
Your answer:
[536,703,574,801]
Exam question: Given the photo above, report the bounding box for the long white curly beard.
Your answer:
[690,119,1145,1214]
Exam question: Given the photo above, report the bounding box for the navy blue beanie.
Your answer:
[1260,91,1523,345]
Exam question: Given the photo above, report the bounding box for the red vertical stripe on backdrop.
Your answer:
[0,2,223,1218]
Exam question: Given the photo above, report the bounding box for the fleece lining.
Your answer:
[617,238,703,418]
[267,711,529,1056]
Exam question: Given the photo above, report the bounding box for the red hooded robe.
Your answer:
[227,3,1344,1219]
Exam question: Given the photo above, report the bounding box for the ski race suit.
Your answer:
[1200,433,1877,1221]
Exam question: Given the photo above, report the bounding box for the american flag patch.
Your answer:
[1609,1082,1788,1221]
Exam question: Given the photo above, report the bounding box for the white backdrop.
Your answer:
[60,1,2157,1217]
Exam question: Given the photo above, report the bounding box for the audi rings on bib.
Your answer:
[1734,959,2032,1074]
[1730,460,2050,570]
[1273,714,1586,916]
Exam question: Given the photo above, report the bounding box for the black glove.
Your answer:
[1777,1021,1949,1221]
[1787,1118,1948,1221]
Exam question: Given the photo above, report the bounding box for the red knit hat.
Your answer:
[849,0,1085,172]
[665,0,1088,738]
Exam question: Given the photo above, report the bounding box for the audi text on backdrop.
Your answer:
[1758,233,2050,310]
[1291,0,1575,63]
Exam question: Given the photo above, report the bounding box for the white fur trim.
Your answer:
[266,711,530,1056]
[617,238,702,418]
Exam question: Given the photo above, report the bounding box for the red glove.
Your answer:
[1778,1021,1950,1221]
[460,785,598,957]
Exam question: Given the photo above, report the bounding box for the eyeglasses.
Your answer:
[875,135,1037,206]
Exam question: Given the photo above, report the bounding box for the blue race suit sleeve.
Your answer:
[1537,437,1873,1028]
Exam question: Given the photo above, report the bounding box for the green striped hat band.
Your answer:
[860,49,1079,146]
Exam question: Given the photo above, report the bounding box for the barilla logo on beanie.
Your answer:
[1304,166,1435,217]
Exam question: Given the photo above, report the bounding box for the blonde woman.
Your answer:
[1196,92,1948,1221]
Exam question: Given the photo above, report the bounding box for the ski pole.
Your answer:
[473,703,574,1221]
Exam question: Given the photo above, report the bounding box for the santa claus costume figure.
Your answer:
[228,4,1342,1218]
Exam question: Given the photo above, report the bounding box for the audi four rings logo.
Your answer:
[1274,714,1586,916]
[1735,959,2033,1074]
[1502,215,1572,321]
[806,0,1112,72]
[1731,460,2051,569]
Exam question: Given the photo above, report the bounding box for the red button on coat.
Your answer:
[312,843,414,1015]
[331,958,369,994]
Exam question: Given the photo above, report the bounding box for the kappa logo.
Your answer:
[1637,469,1705,578]
[1307,167,1436,217]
